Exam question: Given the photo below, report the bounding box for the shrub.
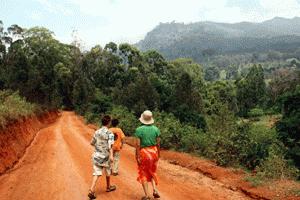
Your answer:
[0,90,37,129]
[239,124,278,169]
[173,104,207,130]
[84,111,100,124]
[200,105,280,169]
[181,129,206,154]
[202,105,241,166]
[203,130,241,166]
[154,111,184,149]
[107,105,138,136]
[244,175,264,187]
[83,90,112,124]
[276,86,300,168]
[256,144,299,180]
[247,108,264,118]
[154,111,205,151]
[87,89,112,115]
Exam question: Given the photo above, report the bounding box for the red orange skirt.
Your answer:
[137,146,159,185]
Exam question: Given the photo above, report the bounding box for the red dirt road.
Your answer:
[0,112,251,200]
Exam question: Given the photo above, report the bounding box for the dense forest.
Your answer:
[0,20,299,182]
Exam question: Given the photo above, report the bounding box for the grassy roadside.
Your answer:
[0,90,39,129]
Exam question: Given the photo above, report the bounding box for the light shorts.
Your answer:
[93,164,112,176]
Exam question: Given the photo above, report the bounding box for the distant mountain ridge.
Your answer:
[136,17,300,61]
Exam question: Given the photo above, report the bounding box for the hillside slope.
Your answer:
[136,17,300,61]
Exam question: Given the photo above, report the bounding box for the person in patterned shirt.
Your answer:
[88,115,116,200]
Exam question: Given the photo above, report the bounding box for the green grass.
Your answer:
[244,175,264,187]
[0,90,37,129]
[292,189,300,196]
[238,114,282,128]
[253,114,282,127]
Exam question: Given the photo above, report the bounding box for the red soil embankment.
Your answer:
[0,111,60,174]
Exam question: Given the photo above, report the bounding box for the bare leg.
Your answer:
[105,174,116,192]
[151,179,158,193]
[90,176,99,192]
[112,151,120,174]
[106,176,111,189]
[142,181,150,197]
[151,179,160,198]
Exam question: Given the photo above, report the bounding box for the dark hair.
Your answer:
[102,115,111,126]
[111,119,119,127]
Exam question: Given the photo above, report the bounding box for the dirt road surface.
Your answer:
[0,112,251,200]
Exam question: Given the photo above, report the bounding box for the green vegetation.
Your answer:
[107,106,138,136]
[292,189,300,197]
[248,108,264,118]
[277,86,300,169]
[1,20,299,181]
[0,90,37,129]
[137,18,300,88]
[244,176,264,187]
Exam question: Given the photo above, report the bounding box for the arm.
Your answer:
[156,137,161,159]
[108,132,114,162]
[109,147,114,163]
[121,138,125,149]
[90,134,96,146]
[135,137,141,165]
[120,131,125,149]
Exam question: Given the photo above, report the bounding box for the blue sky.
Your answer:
[1,0,300,48]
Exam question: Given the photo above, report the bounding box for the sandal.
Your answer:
[106,185,117,192]
[112,172,119,176]
[141,196,151,200]
[153,191,160,198]
[88,190,96,199]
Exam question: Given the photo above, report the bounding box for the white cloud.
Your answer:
[29,11,43,21]
[36,0,74,16]
[260,0,300,19]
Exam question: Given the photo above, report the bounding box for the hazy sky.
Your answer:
[1,0,300,48]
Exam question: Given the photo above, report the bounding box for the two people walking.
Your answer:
[88,110,161,200]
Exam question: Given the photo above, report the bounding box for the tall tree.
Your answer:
[277,86,300,168]
[119,43,143,70]
[117,75,160,115]
[143,50,167,75]
[268,69,300,104]
[204,66,220,81]
[104,42,118,53]
[207,81,238,114]
[236,64,266,115]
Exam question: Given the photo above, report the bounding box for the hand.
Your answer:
[109,156,114,163]
[136,156,141,166]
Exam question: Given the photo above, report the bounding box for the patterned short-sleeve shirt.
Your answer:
[91,127,114,167]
